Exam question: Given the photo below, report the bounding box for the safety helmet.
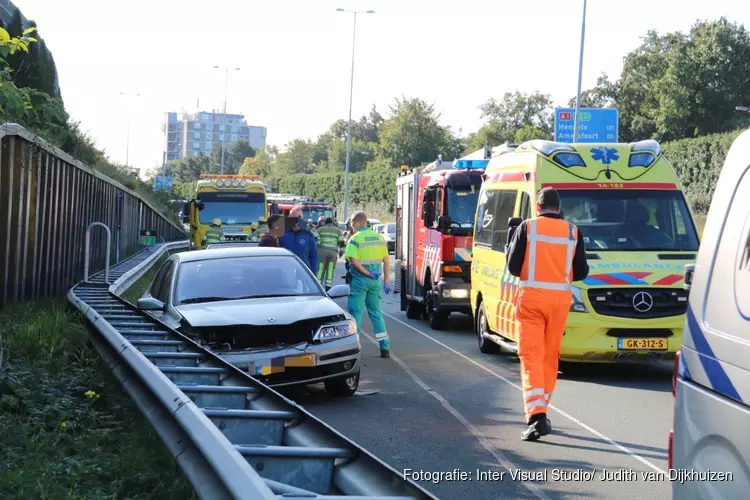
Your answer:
[250,223,258,230]
[318,216,326,226]
[212,218,222,227]
[258,216,267,224]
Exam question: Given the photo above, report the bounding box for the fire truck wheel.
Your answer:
[406,299,423,319]
[424,280,449,330]
[477,302,500,354]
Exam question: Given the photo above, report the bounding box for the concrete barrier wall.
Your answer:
[0,123,186,308]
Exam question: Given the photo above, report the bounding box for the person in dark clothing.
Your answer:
[258,215,284,247]
[279,216,319,274]
[505,187,589,442]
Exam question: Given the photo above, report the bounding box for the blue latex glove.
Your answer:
[383,282,392,295]
[368,271,380,280]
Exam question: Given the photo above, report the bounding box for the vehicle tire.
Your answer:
[477,302,500,354]
[324,369,360,397]
[424,279,449,330]
[406,299,423,319]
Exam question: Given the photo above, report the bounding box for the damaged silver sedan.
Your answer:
[135,246,361,396]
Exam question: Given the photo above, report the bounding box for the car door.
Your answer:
[147,259,178,327]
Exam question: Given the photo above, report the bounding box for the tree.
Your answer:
[275,138,316,175]
[566,73,619,109]
[378,96,461,167]
[239,149,274,178]
[463,91,553,151]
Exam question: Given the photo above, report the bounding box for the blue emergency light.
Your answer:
[453,159,489,170]
[303,201,329,205]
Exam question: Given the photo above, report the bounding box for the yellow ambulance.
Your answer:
[470,140,699,363]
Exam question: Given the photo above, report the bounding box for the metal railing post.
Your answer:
[84,222,112,284]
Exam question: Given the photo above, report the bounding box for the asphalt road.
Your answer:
[286,257,674,500]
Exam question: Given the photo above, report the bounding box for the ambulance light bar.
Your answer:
[628,140,660,168]
[524,140,575,156]
[453,159,489,170]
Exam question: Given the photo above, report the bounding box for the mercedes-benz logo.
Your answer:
[632,291,654,313]
[267,317,277,323]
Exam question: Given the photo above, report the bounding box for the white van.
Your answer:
[670,128,750,499]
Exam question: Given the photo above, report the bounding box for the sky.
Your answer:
[15,0,750,177]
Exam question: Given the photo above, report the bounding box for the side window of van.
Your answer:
[519,192,531,220]
[491,191,519,253]
[474,190,498,247]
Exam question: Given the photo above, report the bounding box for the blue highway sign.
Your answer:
[555,108,619,143]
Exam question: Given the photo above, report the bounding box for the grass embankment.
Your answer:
[0,250,195,499]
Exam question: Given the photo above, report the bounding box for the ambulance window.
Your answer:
[474,190,498,247]
[519,192,531,220]
[491,191,518,253]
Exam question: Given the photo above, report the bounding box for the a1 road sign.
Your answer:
[554,107,619,143]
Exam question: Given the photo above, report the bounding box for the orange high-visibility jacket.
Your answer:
[517,216,583,297]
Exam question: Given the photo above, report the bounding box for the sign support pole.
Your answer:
[573,0,587,143]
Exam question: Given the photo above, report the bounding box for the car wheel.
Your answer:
[477,302,500,354]
[324,369,360,397]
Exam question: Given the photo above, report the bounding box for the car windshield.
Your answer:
[302,207,333,221]
[198,192,266,225]
[446,186,480,228]
[558,189,700,251]
[174,255,322,305]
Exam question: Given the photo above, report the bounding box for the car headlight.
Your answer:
[570,286,588,313]
[313,318,357,341]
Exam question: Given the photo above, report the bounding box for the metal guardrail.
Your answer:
[67,242,438,500]
[0,123,185,309]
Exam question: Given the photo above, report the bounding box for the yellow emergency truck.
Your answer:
[181,174,268,249]
[470,140,699,363]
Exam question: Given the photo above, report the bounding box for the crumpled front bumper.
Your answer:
[214,333,362,387]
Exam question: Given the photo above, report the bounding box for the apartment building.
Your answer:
[163,111,267,162]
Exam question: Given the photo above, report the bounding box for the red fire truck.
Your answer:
[266,193,335,223]
[395,153,489,330]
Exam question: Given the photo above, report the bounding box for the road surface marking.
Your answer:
[382,312,667,476]
[361,330,552,500]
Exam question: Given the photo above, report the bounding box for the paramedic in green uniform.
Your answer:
[345,211,392,358]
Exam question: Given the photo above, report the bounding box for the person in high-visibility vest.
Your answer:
[202,218,224,248]
[252,217,269,242]
[507,187,589,441]
[345,211,391,358]
[316,217,342,290]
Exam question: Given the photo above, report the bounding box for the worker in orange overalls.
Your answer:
[507,187,589,441]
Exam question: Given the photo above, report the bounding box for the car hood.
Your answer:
[580,251,695,288]
[175,295,345,327]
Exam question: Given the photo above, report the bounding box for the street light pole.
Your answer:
[573,0,587,143]
[337,8,374,222]
[120,92,140,168]
[214,66,240,175]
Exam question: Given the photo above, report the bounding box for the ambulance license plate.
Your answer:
[617,338,668,350]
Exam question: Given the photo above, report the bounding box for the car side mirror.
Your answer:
[137,297,166,311]
[196,201,205,211]
[327,284,350,298]
[683,263,695,292]
[437,215,452,230]
[422,201,435,227]
[181,202,190,223]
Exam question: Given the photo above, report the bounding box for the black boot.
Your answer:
[380,349,390,358]
[522,414,551,442]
